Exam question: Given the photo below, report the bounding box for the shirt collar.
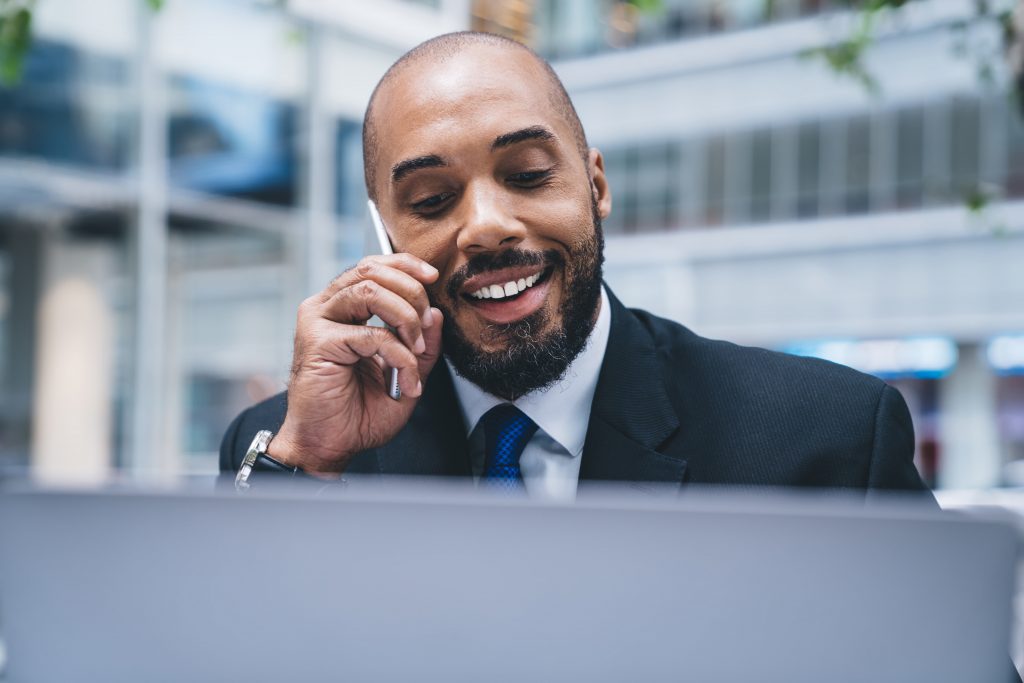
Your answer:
[447,286,611,458]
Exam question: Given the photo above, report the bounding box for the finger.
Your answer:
[332,325,422,396]
[330,259,434,329]
[417,307,444,381]
[319,254,438,304]
[322,280,426,354]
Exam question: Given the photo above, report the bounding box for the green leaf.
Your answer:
[0,6,32,86]
[965,187,990,213]
[626,0,663,14]
[146,0,164,11]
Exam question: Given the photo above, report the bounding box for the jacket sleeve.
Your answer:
[219,408,247,474]
[866,383,934,497]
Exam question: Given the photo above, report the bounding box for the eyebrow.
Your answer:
[492,125,556,151]
[390,126,558,186]
[391,154,446,184]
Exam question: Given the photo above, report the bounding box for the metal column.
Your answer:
[129,4,169,477]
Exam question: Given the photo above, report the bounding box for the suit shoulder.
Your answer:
[624,307,917,489]
[627,306,888,409]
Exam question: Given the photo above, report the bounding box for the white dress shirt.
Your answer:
[447,287,611,502]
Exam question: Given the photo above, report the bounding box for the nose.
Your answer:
[455,180,526,254]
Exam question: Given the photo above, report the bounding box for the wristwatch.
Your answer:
[234,430,307,492]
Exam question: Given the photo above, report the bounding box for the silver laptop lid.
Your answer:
[0,483,1018,683]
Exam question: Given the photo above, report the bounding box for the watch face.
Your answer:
[236,430,275,492]
[234,464,253,491]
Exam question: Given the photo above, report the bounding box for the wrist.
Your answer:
[268,429,348,480]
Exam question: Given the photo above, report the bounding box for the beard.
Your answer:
[432,199,605,401]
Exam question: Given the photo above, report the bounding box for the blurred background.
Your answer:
[0,0,1022,493]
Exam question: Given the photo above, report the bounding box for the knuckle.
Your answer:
[399,311,420,332]
[354,260,376,279]
[360,325,384,344]
[355,280,378,301]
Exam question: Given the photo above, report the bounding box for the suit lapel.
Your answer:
[579,290,686,486]
[374,362,472,477]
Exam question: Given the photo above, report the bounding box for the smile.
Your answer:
[467,270,545,300]
[458,266,554,325]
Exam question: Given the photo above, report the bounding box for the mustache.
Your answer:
[445,248,564,300]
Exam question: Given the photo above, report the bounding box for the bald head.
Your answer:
[362,31,588,202]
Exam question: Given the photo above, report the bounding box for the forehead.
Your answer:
[372,45,570,172]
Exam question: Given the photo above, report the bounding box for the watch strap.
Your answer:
[252,452,303,475]
[235,430,310,492]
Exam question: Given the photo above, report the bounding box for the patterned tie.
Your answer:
[481,404,538,492]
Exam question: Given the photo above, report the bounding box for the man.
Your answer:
[220,31,929,500]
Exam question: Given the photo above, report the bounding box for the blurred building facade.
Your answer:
[0,0,470,481]
[535,0,1024,490]
[0,0,1021,489]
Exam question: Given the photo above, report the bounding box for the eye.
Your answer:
[410,192,454,214]
[507,169,553,187]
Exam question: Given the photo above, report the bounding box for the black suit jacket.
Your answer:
[221,289,928,495]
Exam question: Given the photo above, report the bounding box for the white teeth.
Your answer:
[468,272,544,300]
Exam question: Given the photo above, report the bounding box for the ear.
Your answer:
[587,148,612,220]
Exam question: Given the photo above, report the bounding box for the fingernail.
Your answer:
[421,310,433,328]
[414,335,426,354]
[422,262,437,276]
[415,379,423,395]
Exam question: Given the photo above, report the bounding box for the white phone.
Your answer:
[367,200,403,401]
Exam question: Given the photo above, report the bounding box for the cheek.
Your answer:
[398,232,459,301]
[396,230,453,270]
[521,189,593,245]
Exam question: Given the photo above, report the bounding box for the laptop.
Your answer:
[0,482,1018,682]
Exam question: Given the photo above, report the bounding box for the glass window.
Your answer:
[950,96,980,196]
[531,0,837,59]
[632,142,679,232]
[923,100,952,206]
[845,114,871,214]
[818,117,846,217]
[1005,97,1024,198]
[0,39,131,170]
[724,131,752,224]
[797,121,820,218]
[167,76,298,207]
[896,105,925,209]
[336,119,365,219]
[704,135,727,226]
[770,125,799,222]
[751,128,773,223]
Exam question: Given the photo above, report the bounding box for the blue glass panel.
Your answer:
[168,76,297,206]
[0,39,131,169]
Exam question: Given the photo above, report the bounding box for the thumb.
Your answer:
[417,307,444,380]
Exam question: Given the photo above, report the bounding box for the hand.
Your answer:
[268,254,444,477]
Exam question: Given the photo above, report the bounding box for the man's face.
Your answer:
[371,44,612,399]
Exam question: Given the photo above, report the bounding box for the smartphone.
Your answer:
[367,200,403,401]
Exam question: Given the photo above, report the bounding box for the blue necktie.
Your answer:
[481,404,538,492]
